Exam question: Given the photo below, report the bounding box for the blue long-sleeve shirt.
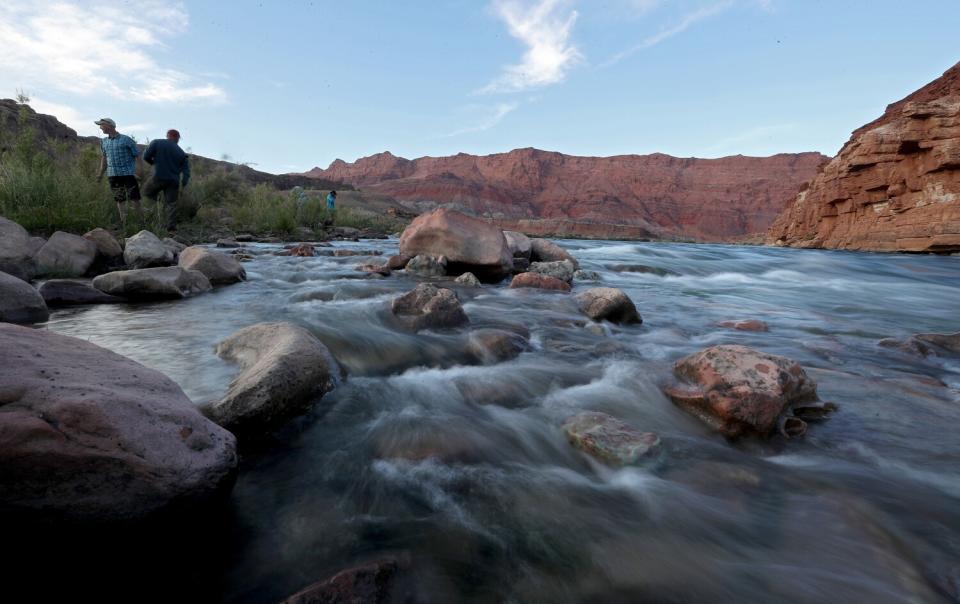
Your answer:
[143,139,190,186]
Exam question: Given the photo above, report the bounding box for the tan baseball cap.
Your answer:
[94,118,116,127]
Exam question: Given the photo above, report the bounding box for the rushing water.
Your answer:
[39,239,960,602]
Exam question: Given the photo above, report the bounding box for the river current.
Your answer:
[42,239,960,603]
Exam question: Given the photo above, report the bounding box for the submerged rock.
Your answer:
[391,283,469,331]
[575,287,641,324]
[879,332,960,357]
[466,329,531,364]
[563,411,661,465]
[33,231,97,278]
[717,319,769,332]
[509,272,571,292]
[357,263,392,277]
[123,230,175,268]
[209,322,340,434]
[93,266,211,299]
[400,208,514,281]
[0,271,48,324]
[38,279,124,306]
[0,323,237,522]
[574,269,601,281]
[178,246,246,284]
[664,345,819,439]
[607,264,678,277]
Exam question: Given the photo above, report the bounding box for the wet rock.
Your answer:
[386,254,412,270]
[34,231,97,278]
[178,246,246,284]
[280,558,399,604]
[405,254,447,277]
[607,264,678,277]
[575,287,641,324]
[215,238,242,248]
[880,332,960,357]
[562,411,661,465]
[509,272,571,292]
[123,230,175,268]
[0,216,36,281]
[529,259,576,284]
[664,345,819,438]
[0,323,238,522]
[791,401,838,422]
[83,228,123,259]
[208,322,340,434]
[454,272,481,287]
[717,319,769,332]
[391,283,469,331]
[466,329,531,364]
[38,279,125,306]
[530,238,579,269]
[284,244,315,257]
[400,208,513,281]
[574,269,601,281]
[504,230,532,258]
[511,257,530,273]
[93,267,211,300]
[779,416,808,439]
[234,233,254,242]
[333,249,382,257]
[0,271,48,324]
[357,263,392,277]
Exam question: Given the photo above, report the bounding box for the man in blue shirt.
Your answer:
[143,129,191,233]
[95,117,143,224]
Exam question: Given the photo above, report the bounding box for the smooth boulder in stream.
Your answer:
[391,283,469,331]
[93,266,211,299]
[178,246,246,284]
[208,322,340,433]
[563,411,662,465]
[33,231,98,278]
[123,230,175,268]
[0,270,49,324]
[0,216,38,281]
[0,323,238,522]
[575,287,641,324]
[400,208,514,281]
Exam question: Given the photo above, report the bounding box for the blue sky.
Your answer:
[1,0,958,174]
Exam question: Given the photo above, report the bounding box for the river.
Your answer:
[42,238,960,603]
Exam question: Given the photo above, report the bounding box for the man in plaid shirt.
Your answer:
[95,117,143,224]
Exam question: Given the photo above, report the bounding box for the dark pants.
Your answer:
[108,175,142,203]
[144,178,180,230]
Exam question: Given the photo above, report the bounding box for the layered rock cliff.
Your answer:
[767,61,960,252]
[305,149,827,241]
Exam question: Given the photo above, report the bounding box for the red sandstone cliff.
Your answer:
[767,61,960,252]
[304,149,826,241]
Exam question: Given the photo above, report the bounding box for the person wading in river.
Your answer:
[95,118,144,225]
[143,129,191,234]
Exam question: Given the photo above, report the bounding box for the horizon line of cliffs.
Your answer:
[766,60,960,253]
[303,148,827,243]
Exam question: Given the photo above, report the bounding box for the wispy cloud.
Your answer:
[0,1,226,104]
[27,97,98,136]
[481,0,582,94]
[603,1,734,66]
[445,102,520,137]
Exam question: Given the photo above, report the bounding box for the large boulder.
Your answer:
[509,272,571,292]
[0,217,36,281]
[33,231,98,278]
[575,288,641,324]
[563,412,661,465]
[664,345,819,438]
[38,279,125,306]
[83,228,123,259]
[530,238,579,269]
[529,259,576,284]
[503,230,532,258]
[178,246,246,285]
[123,230,175,268]
[391,283,469,331]
[93,267,211,300]
[399,208,513,281]
[208,322,340,433]
[0,271,48,324]
[405,254,447,277]
[0,323,238,521]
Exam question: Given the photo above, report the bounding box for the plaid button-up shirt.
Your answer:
[100,134,139,177]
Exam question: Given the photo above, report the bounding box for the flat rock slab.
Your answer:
[39,279,125,306]
[563,411,661,465]
[664,344,819,438]
[178,246,246,284]
[0,271,49,324]
[391,283,469,331]
[93,266,211,300]
[575,287,641,324]
[0,323,237,522]
[209,322,340,433]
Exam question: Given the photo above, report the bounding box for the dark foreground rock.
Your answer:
[208,322,340,434]
[0,270,48,323]
[280,559,400,604]
[0,323,238,522]
[38,279,125,306]
[178,246,246,284]
[563,411,661,465]
[575,287,642,324]
[664,345,819,439]
[391,283,469,331]
[93,266,212,299]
